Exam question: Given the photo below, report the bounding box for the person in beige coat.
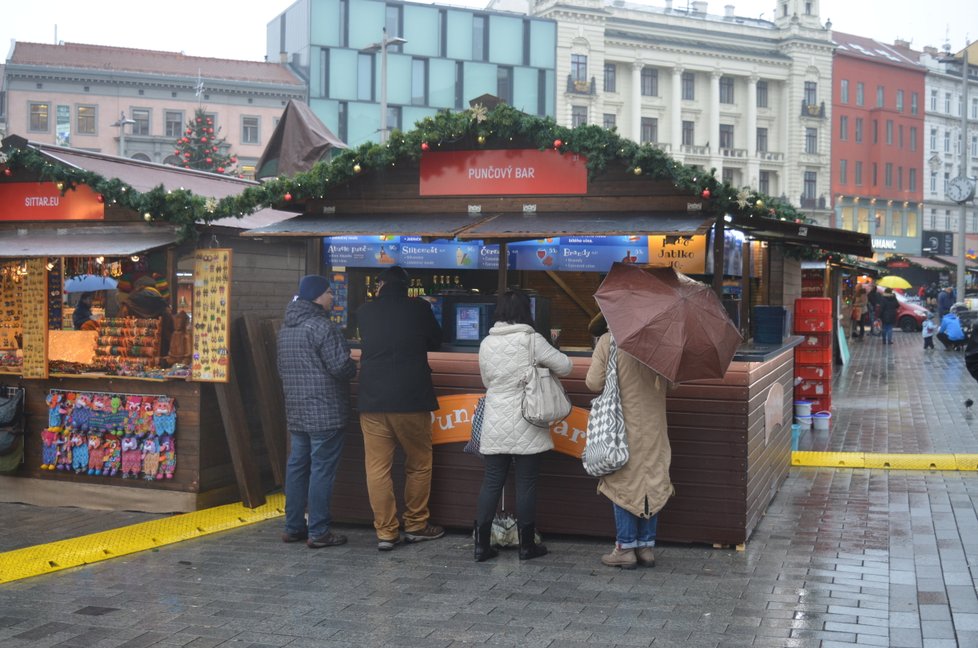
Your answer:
[585,313,673,569]
[851,284,869,339]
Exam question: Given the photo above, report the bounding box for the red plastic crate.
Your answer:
[795,379,831,397]
[793,298,833,333]
[795,346,832,364]
[807,395,832,414]
[794,315,832,332]
[800,333,832,348]
[795,364,831,380]
[794,297,832,316]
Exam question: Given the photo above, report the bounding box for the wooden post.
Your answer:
[712,214,725,299]
[214,355,265,509]
[242,315,287,486]
[740,239,751,339]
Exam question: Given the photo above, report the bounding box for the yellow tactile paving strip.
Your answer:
[792,452,978,471]
[0,493,285,585]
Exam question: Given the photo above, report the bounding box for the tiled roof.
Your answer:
[833,31,924,70]
[9,42,303,86]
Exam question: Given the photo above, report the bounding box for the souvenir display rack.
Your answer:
[93,318,162,374]
[191,249,231,382]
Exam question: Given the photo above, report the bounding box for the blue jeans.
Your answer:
[882,323,894,343]
[613,504,657,549]
[284,428,346,539]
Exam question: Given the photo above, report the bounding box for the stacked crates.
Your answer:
[793,298,832,413]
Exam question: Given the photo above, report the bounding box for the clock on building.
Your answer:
[946,176,977,204]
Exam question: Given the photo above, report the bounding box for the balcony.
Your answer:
[566,75,596,95]
[800,100,825,118]
[681,144,709,156]
[651,142,671,153]
[720,148,747,159]
[800,195,827,209]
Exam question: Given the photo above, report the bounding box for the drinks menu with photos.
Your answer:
[191,249,232,382]
[22,258,50,378]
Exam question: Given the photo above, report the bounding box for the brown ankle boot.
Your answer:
[635,546,655,567]
[601,546,637,569]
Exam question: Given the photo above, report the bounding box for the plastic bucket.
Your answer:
[794,400,812,417]
[795,415,812,431]
[791,423,802,451]
[813,411,832,431]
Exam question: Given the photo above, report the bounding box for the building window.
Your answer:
[898,166,903,190]
[856,82,864,106]
[603,63,616,93]
[338,101,348,144]
[930,89,938,111]
[972,97,978,120]
[804,81,817,105]
[872,119,878,144]
[944,129,951,153]
[839,159,847,185]
[29,102,49,131]
[876,85,884,108]
[911,92,919,114]
[756,80,768,107]
[883,163,893,187]
[930,127,937,150]
[358,53,374,101]
[840,79,849,104]
[640,117,658,143]
[719,124,734,149]
[873,163,878,186]
[437,8,446,57]
[855,118,863,143]
[719,76,734,104]
[682,120,694,145]
[413,58,429,105]
[76,105,96,135]
[854,161,863,185]
[910,126,917,151]
[972,134,978,157]
[899,124,904,148]
[241,116,259,144]
[385,4,403,52]
[945,92,951,113]
[165,111,183,137]
[803,171,817,200]
[930,171,937,193]
[456,62,465,110]
[496,65,512,105]
[756,127,768,153]
[603,113,616,130]
[722,168,734,184]
[571,54,587,82]
[804,127,817,154]
[759,170,770,194]
[681,72,695,100]
[641,67,658,97]
[839,115,848,140]
[886,120,893,145]
[571,105,587,127]
[537,69,546,116]
[896,89,904,112]
[472,15,488,61]
[131,108,150,136]
[321,49,330,97]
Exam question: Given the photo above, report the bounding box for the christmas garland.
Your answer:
[0,104,814,244]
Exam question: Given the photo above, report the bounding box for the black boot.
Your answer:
[518,524,548,560]
[474,521,498,562]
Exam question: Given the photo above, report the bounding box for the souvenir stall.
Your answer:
[0,137,303,512]
[246,105,871,545]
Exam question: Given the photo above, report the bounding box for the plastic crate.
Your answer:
[807,395,832,414]
[795,378,831,397]
[752,306,787,344]
[800,333,833,348]
[794,297,832,316]
[795,346,832,364]
[795,364,831,380]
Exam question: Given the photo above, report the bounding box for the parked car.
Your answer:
[896,292,932,332]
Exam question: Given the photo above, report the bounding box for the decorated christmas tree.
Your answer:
[172,108,238,175]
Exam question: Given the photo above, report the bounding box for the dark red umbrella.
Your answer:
[594,263,742,383]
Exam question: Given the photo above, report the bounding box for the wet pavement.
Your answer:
[1,328,977,647]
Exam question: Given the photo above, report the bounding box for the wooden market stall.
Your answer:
[0,137,304,512]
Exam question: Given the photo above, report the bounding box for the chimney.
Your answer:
[724,4,735,18]
[923,46,938,56]
[894,38,910,49]
[279,51,288,64]
[691,1,707,14]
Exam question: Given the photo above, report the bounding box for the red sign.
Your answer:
[887,261,910,268]
[0,182,104,221]
[419,149,587,196]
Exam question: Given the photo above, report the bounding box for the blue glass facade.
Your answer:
[269,0,556,148]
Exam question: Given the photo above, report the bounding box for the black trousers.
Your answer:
[476,452,543,527]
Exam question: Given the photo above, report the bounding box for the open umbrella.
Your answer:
[593,263,742,383]
[64,274,118,293]
[877,275,912,290]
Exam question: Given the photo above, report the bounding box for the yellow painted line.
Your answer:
[792,452,976,471]
[0,493,285,584]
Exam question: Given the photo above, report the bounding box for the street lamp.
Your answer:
[361,28,407,144]
[110,112,136,158]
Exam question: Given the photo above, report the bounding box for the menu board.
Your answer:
[329,271,348,328]
[191,249,231,382]
[21,258,50,379]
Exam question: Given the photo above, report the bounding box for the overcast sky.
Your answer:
[1,0,971,63]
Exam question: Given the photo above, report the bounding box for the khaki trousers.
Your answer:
[359,412,433,540]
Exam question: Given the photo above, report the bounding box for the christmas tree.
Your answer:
[172,108,238,175]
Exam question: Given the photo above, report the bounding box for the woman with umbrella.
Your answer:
[72,292,98,331]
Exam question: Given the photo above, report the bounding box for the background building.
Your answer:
[831,32,925,257]
[1,42,306,176]
[266,0,557,149]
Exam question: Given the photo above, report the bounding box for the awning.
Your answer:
[242,212,497,238]
[905,255,951,270]
[0,224,178,258]
[728,215,873,257]
[455,211,714,241]
[934,255,978,272]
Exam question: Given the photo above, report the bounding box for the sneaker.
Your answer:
[377,536,402,551]
[601,546,637,569]
[306,532,347,548]
[635,547,656,568]
[281,530,308,543]
[404,524,445,543]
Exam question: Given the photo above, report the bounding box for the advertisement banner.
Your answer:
[323,236,399,268]
[398,237,480,269]
[0,182,104,221]
[647,235,708,274]
[419,149,587,196]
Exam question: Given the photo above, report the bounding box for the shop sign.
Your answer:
[0,182,104,221]
[923,230,954,256]
[647,235,707,274]
[871,236,920,255]
[419,149,587,196]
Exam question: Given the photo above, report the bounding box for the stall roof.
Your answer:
[0,224,179,258]
[728,215,873,257]
[905,255,951,270]
[455,211,714,240]
[243,212,498,238]
[934,255,978,272]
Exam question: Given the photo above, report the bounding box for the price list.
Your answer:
[191,249,232,382]
[21,258,50,378]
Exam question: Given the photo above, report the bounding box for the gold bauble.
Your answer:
[633,167,642,176]
[755,200,765,209]
[477,134,486,145]
[353,163,362,174]
[143,212,153,222]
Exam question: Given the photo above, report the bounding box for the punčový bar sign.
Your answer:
[419,149,587,196]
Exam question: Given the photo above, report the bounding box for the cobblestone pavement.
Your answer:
[3,331,978,647]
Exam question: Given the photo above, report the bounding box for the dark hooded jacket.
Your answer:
[277,298,358,432]
[356,282,442,412]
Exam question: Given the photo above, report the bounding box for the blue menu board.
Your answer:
[558,235,649,271]
[398,237,480,269]
[324,236,399,268]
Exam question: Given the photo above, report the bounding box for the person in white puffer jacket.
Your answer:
[473,290,573,562]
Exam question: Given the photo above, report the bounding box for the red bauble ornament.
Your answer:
[217,167,225,173]
[230,156,237,163]
[96,194,104,203]
[205,157,212,164]
[206,118,213,125]
[185,129,192,135]
[421,142,429,151]
[200,137,208,143]
[2,168,11,177]
[553,139,562,149]
[173,149,180,155]
[283,192,293,202]
[183,152,191,158]
[208,128,214,133]
[196,117,202,123]
[701,189,711,199]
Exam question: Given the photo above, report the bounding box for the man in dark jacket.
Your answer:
[357,266,443,550]
[277,275,357,549]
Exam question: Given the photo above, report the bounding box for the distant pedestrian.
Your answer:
[867,284,881,332]
[938,286,954,318]
[879,288,899,344]
[937,310,967,350]
[926,283,939,310]
[277,275,358,549]
[851,285,869,340]
[922,314,938,350]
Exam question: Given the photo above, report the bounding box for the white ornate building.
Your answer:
[493,0,836,224]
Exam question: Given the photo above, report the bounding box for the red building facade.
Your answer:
[832,32,925,256]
